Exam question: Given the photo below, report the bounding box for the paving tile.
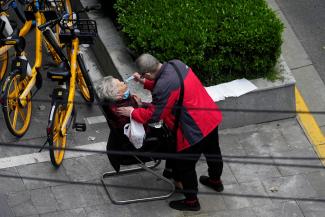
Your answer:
[126,200,181,217]
[262,174,317,202]
[198,192,226,212]
[239,181,273,207]
[51,183,105,210]
[298,200,325,216]
[17,162,71,190]
[239,127,292,156]
[39,208,87,217]
[228,158,281,183]
[7,191,38,217]
[103,168,173,202]
[219,132,247,156]
[222,184,251,210]
[84,203,132,217]
[30,187,59,214]
[278,121,311,149]
[0,193,14,217]
[304,170,325,197]
[204,207,257,217]
[273,148,323,176]
[62,154,112,182]
[252,201,304,217]
[0,168,26,194]
[221,181,272,210]
[2,136,49,158]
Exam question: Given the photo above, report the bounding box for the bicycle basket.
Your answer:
[24,0,67,21]
[59,19,98,44]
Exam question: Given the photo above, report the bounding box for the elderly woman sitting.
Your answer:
[96,76,182,188]
[95,76,164,172]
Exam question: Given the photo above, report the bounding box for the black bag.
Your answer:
[167,61,184,152]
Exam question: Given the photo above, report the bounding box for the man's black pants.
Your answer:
[173,126,223,199]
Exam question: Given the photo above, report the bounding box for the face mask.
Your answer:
[122,89,130,99]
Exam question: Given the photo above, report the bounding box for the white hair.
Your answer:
[95,76,120,101]
[135,53,160,74]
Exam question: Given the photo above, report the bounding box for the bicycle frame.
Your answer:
[18,6,44,106]
[59,37,78,135]
[19,0,72,105]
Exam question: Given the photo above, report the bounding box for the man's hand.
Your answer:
[133,72,145,84]
[116,106,134,117]
[132,95,143,107]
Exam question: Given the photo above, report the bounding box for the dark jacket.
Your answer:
[102,96,138,131]
[132,60,222,152]
[102,96,168,172]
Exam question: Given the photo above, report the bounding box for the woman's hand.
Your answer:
[133,72,145,84]
[116,106,134,117]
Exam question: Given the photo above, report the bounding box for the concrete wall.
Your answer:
[218,58,296,129]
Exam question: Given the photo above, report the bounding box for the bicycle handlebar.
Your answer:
[0,0,15,11]
[38,16,61,31]
[37,4,101,32]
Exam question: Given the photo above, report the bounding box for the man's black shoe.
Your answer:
[162,169,173,179]
[169,198,201,211]
[199,176,224,192]
[162,169,183,190]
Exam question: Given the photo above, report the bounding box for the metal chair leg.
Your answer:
[101,159,175,205]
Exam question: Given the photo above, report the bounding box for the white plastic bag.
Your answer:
[124,116,145,149]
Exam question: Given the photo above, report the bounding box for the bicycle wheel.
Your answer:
[0,51,9,81]
[2,73,32,137]
[49,103,67,168]
[76,53,94,102]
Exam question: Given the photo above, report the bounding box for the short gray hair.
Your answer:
[135,53,160,74]
[95,76,120,101]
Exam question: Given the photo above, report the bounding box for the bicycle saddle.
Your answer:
[47,70,70,81]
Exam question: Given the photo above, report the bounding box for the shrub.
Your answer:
[115,0,284,85]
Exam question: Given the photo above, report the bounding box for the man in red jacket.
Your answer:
[117,53,224,211]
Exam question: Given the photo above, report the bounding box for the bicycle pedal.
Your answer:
[73,122,87,132]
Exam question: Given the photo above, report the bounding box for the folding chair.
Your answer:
[94,93,175,205]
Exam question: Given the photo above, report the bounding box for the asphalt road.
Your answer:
[276,0,325,81]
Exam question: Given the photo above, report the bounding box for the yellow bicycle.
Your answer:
[0,0,32,82]
[40,6,97,167]
[1,0,88,137]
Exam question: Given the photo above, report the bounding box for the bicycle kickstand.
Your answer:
[39,138,49,152]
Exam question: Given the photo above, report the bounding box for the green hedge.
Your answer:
[115,0,284,85]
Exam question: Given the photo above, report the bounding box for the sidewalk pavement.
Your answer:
[2,0,325,216]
